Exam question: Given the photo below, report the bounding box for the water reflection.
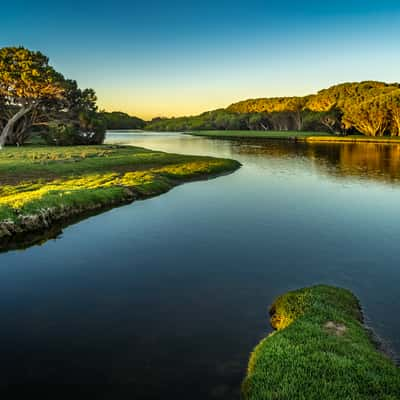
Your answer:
[0,131,399,397]
[108,132,400,185]
[228,140,400,185]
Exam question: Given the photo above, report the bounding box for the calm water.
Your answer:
[0,131,399,396]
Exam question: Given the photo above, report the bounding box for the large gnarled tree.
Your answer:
[342,96,390,136]
[0,47,64,148]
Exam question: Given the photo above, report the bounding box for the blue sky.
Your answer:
[2,1,400,119]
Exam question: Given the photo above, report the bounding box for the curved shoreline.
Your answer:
[0,145,241,252]
[0,171,240,252]
[242,285,400,400]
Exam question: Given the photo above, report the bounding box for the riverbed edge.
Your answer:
[185,132,400,144]
[0,161,241,251]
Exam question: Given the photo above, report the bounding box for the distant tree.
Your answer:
[269,111,296,131]
[385,92,400,136]
[343,97,390,136]
[214,111,237,130]
[284,97,307,131]
[0,47,65,148]
[319,109,343,134]
[145,81,400,135]
[246,113,271,130]
[100,111,145,130]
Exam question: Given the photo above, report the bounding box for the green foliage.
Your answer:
[0,46,64,101]
[228,81,400,136]
[0,46,114,147]
[0,46,66,146]
[42,122,78,146]
[77,112,106,144]
[146,81,400,137]
[242,285,400,400]
[99,111,145,130]
[146,107,335,133]
[343,95,390,136]
[146,109,258,131]
[228,96,308,114]
[41,115,105,146]
[229,81,400,115]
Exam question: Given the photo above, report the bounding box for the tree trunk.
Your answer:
[0,105,33,149]
[321,118,336,134]
[13,116,29,146]
[293,110,302,131]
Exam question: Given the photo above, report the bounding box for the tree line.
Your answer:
[2,46,400,143]
[0,47,144,147]
[146,82,400,136]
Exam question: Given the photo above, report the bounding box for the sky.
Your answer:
[2,1,400,120]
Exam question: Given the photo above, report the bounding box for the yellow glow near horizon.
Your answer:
[94,82,328,120]
[96,95,232,120]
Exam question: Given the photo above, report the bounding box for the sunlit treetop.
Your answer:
[0,46,64,102]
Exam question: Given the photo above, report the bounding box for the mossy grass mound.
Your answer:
[243,285,400,400]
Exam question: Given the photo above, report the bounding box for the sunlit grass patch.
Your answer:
[242,285,400,400]
[153,160,237,179]
[0,145,238,182]
[19,187,126,216]
[0,167,220,213]
[0,145,240,228]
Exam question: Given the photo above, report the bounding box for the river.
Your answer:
[0,131,399,397]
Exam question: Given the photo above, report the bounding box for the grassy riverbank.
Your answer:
[187,131,400,144]
[243,285,400,400]
[305,135,400,144]
[187,130,329,139]
[0,145,240,245]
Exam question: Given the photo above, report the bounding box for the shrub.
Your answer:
[42,122,78,146]
[41,115,105,146]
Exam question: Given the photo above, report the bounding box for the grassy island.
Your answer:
[242,285,400,400]
[0,145,240,249]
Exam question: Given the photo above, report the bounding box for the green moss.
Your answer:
[243,285,400,400]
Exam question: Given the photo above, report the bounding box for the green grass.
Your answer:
[0,205,15,222]
[0,145,240,227]
[0,145,240,179]
[18,187,127,217]
[187,130,331,139]
[242,285,400,400]
[187,131,400,144]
